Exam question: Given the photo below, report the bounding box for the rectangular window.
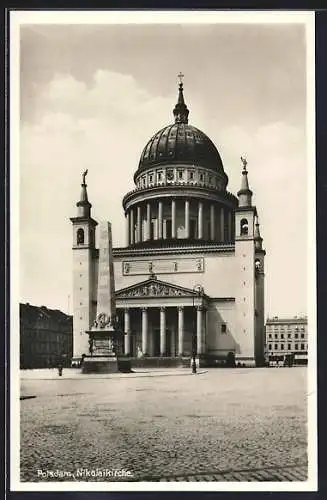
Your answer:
[295,344,298,350]
[287,333,291,338]
[288,344,291,350]
[274,344,278,350]
[189,171,194,180]
[295,333,298,339]
[268,344,272,350]
[268,334,272,339]
[221,324,227,334]
[274,334,278,339]
[166,220,172,239]
[158,172,162,181]
[301,343,305,350]
[281,334,284,339]
[301,333,304,339]
[280,344,284,350]
[190,219,197,238]
[178,170,183,179]
[150,220,155,240]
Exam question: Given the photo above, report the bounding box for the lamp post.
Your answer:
[192,284,204,374]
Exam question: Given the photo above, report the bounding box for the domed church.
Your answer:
[70,78,266,367]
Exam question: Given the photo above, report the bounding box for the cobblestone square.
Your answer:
[20,367,308,482]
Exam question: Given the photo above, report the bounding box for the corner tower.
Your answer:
[234,157,259,366]
[70,170,98,358]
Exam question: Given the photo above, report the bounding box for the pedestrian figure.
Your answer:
[137,346,143,358]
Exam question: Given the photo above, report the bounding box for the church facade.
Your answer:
[70,80,266,367]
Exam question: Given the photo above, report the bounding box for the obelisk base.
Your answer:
[82,328,132,374]
[81,355,119,374]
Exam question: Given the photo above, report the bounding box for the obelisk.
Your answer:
[82,221,125,373]
[96,221,116,328]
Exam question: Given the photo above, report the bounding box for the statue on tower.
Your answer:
[82,169,88,185]
[240,156,247,170]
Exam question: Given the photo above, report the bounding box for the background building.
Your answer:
[20,303,73,369]
[71,80,266,367]
[265,316,308,366]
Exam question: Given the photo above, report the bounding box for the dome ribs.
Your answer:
[167,124,177,161]
[136,124,225,174]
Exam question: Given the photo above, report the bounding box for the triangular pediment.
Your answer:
[116,277,203,299]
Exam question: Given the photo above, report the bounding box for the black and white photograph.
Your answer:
[10,10,316,491]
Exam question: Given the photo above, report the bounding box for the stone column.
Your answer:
[137,205,141,243]
[130,208,135,245]
[197,306,203,355]
[126,211,130,246]
[185,200,190,238]
[210,204,215,240]
[146,202,151,240]
[198,201,203,239]
[142,307,148,355]
[220,207,224,242]
[171,198,176,238]
[160,306,166,356]
[158,201,163,239]
[178,306,184,356]
[124,308,131,355]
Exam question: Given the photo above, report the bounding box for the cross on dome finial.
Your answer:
[173,73,189,124]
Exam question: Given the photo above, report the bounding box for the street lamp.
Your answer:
[192,284,204,374]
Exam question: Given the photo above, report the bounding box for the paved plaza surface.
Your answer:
[20,367,308,482]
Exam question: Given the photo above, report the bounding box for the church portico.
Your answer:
[116,304,205,359]
[115,277,207,358]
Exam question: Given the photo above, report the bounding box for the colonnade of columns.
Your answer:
[126,198,234,245]
[123,305,205,357]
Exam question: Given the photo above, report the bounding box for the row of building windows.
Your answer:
[267,333,306,339]
[23,330,71,341]
[268,343,307,351]
[24,342,70,354]
[267,326,306,331]
[136,168,224,190]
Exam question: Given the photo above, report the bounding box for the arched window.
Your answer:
[240,218,248,235]
[77,228,84,245]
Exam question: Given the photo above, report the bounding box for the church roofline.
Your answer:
[122,185,238,211]
[234,206,257,215]
[70,216,98,226]
[96,243,235,259]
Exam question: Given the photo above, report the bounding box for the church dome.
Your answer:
[137,123,225,174]
[135,78,226,180]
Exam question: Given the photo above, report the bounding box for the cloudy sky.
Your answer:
[17,15,312,317]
